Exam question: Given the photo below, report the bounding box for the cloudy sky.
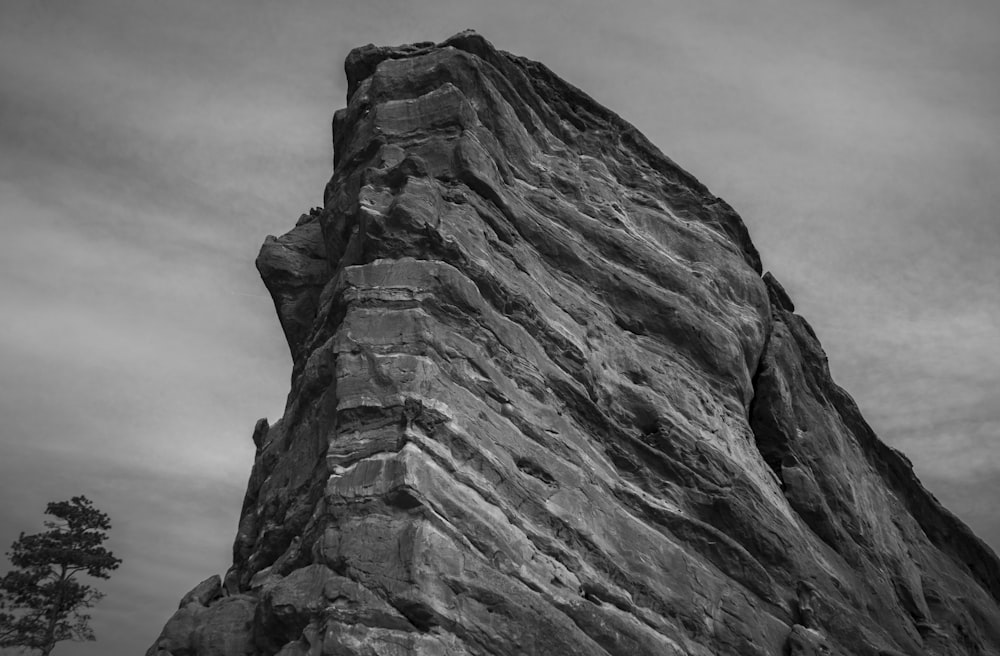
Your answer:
[1,0,997,653]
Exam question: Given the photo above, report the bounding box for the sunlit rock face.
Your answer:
[148,31,1000,656]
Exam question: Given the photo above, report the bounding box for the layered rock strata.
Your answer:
[148,31,1000,656]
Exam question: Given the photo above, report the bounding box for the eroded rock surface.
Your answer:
[148,31,1000,656]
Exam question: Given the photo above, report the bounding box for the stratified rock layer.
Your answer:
[148,31,1000,656]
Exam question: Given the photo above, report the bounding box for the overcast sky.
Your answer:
[1,1,997,654]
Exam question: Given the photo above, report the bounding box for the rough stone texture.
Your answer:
[149,31,1000,656]
[179,575,223,608]
[787,625,836,656]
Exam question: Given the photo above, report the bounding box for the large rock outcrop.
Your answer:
[148,31,1000,656]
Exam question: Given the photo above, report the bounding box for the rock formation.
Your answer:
[148,31,1000,656]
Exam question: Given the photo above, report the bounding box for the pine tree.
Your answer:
[0,496,121,655]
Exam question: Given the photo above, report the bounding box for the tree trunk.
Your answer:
[39,610,57,656]
[40,568,66,656]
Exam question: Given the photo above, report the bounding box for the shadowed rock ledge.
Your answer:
[148,31,1000,656]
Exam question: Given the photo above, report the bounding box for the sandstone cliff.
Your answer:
[148,32,1000,656]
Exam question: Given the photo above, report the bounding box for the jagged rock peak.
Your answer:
[150,32,1000,656]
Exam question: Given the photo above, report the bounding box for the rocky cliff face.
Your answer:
[148,31,1000,656]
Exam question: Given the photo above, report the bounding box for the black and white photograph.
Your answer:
[1,1,998,654]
